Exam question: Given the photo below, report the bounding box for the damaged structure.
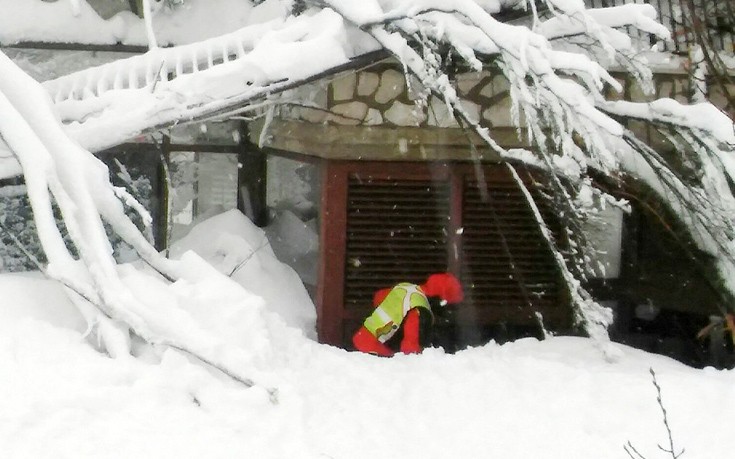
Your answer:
[1,0,734,365]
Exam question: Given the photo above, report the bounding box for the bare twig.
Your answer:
[649,368,685,459]
[624,441,649,459]
[228,235,270,277]
[625,368,686,459]
[0,219,44,271]
[151,60,166,93]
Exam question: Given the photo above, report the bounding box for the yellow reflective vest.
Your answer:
[363,283,432,343]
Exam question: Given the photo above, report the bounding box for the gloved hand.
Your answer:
[400,309,423,354]
[353,326,394,357]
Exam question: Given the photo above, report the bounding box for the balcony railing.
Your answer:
[586,0,734,54]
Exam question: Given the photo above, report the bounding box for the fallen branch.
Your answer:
[0,218,278,403]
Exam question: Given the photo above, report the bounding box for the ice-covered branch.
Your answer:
[317,0,735,330]
[506,163,616,353]
[601,99,735,147]
[6,0,733,345]
[538,4,670,42]
[0,49,276,396]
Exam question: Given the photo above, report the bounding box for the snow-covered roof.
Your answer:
[0,0,285,47]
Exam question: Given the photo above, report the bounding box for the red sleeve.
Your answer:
[373,288,392,307]
[353,326,395,357]
[400,309,422,354]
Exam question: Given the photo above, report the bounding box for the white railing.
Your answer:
[42,21,276,104]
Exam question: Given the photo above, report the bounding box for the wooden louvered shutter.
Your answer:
[458,166,567,339]
[343,175,450,342]
[330,163,569,349]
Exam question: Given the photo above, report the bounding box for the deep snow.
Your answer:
[1,210,734,459]
[2,2,735,458]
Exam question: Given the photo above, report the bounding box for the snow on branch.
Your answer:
[4,0,733,347]
[337,2,630,338]
[538,3,670,42]
[506,163,617,356]
[0,49,276,398]
[602,99,735,147]
[316,0,735,337]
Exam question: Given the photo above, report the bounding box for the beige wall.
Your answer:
[253,62,732,160]
[283,64,520,130]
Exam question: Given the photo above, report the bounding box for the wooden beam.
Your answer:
[238,141,267,227]
[317,162,349,345]
[250,119,528,161]
[2,41,148,54]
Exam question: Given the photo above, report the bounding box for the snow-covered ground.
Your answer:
[1,211,734,459]
[1,1,734,458]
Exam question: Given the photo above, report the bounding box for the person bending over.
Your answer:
[352,272,464,356]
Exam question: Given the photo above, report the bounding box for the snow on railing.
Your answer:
[42,21,277,104]
[45,1,732,108]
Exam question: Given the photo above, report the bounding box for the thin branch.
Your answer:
[684,0,735,116]
[283,102,367,123]
[0,218,110,317]
[0,219,44,270]
[624,441,649,459]
[150,60,166,93]
[506,162,610,335]
[649,367,685,459]
[0,204,277,402]
[228,235,270,277]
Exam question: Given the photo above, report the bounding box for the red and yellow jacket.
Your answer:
[352,283,432,356]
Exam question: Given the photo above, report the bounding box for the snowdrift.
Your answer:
[1,211,735,459]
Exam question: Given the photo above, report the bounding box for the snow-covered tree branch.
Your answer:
[1,0,734,356]
[0,49,276,397]
[308,0,734,343]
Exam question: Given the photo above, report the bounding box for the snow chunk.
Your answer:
[0,272,86,333]
[169,209,316,338]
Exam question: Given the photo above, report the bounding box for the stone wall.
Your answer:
[286,63,732,128]
[260,63,732,161]
[285,64,519,130]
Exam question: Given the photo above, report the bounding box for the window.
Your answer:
[168,151,239,243]
[319,161,569,349]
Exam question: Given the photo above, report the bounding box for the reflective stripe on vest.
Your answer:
[363,283,431,343]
